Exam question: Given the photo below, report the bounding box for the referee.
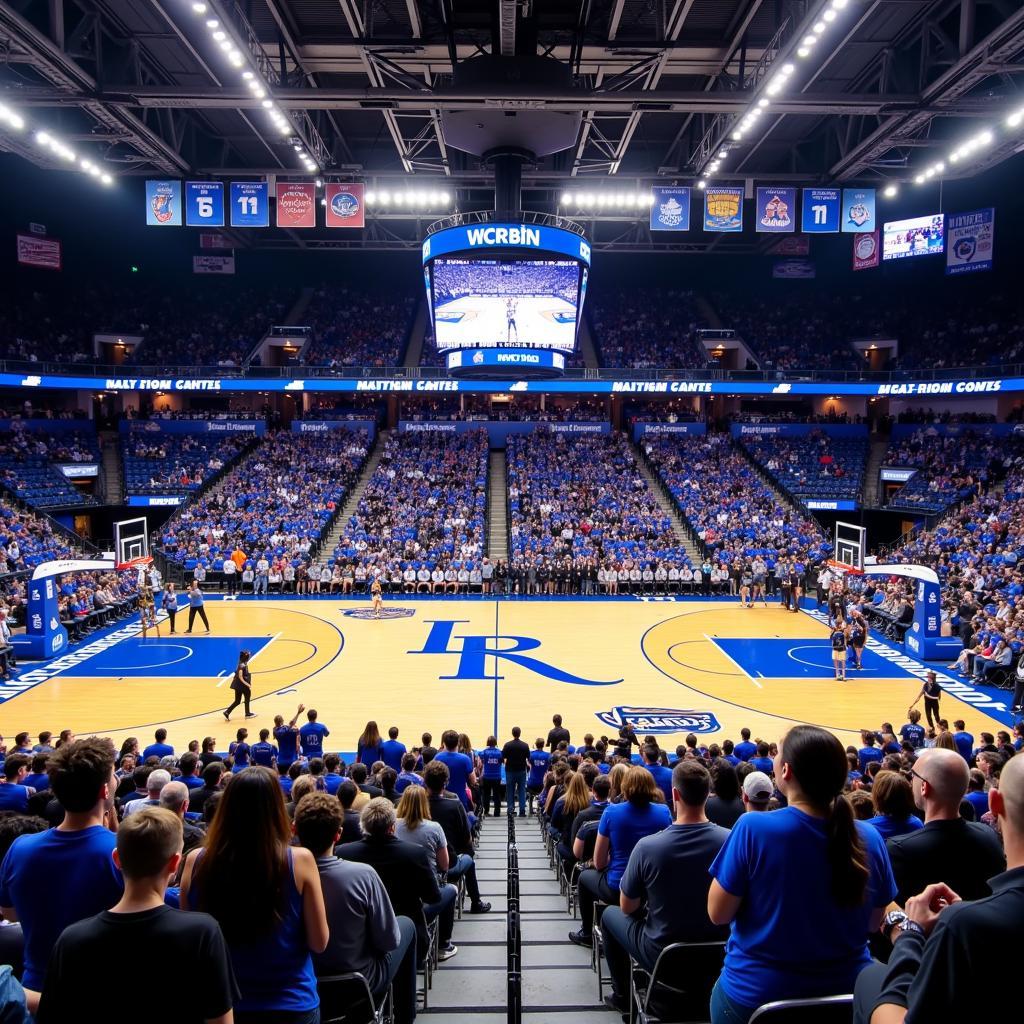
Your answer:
[184,582,210,634]
[161,582,179,634]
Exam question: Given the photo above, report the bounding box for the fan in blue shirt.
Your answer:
[380,730,407,772]
[641,752,673,806]
[952,724,974,762]
[250,733,278,768]
[734,734,757,761]
[858,732,885,774]
[527,744,550,790]
[141,729,174,763]
[273,705,304,768]
[299,711,329,758]
[434,738,475,811]
[899,712,926,749]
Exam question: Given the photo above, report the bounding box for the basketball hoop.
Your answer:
[116,555,154,573]
[826,559,864,578]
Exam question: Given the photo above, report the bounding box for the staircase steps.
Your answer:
[487,450,509,561]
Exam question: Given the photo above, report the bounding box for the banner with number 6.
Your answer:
[185,182,225,227]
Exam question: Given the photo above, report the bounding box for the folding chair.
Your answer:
[317,971,393,1024]
[748,994,853,1023]
[591,900,612,999]
[629,941,725,1024]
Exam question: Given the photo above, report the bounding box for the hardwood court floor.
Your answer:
[0,598,1010,754]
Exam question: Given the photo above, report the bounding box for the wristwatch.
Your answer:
[883,910,907,931]
[898,918,925,938]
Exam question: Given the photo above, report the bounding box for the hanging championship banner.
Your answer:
[703,186,744,232]
[766,234,810,256]
[276,182,316,228]
[772,258,815,279]
[801,187,840,233]
[946,208,995,276]
[145,180,182,226]
[852,230,880,271]
[650,187,691,231]
[16,234,62,271]
[230,182,270,227]
[185,182,225,227]
[842,188,876,233]
[325,183,365,228]
[193,255,235,274]
[755,187,796,232]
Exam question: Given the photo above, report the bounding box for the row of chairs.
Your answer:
[537,810,854,1024]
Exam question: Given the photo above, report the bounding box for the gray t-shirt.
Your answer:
[314,855,399,990]
[620,821,731,947]
[395,819,447,878]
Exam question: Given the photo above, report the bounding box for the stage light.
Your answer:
[192,2,207,12]
[217,39,232,52]
[781,63,795,75]
[315,178,323,188]
[697,180,706,189]
[242,70,254,80]
[0,104,24,130]
[882,184,898,198]
[718,149,728,158]
[261,99,273,109]
[1008,109,1024,128]
[211,30,226,41]
[645,193,655,205]
[101,174,113,185]
[251,85,265,99]
[732,130,743,140]
[797,47,810,57]
[802,35,817,46]
[813,21,826,33]
[560,192,571,205]
[832,0,849,8]
[228,52,243,67]
[934,161,944,174]
[823,9,837,22]
[378,191,391,204]
[439,191,451,205]
[393,192,405,205]
[757,98,770,109]
[914,174,925,184]
[365,191,376,203]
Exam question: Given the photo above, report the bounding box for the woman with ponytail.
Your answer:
[706,725,897,1023]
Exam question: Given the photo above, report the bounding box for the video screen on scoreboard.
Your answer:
[430,258,580,352]
[882,214,945,262]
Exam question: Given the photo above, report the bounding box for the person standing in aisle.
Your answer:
[224,650,255,721]
[185,582,210,634]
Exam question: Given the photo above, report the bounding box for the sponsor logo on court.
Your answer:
[409,619,621,686]
[343,607,416,620]
[596,706,721,735]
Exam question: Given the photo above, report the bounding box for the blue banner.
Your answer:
[632,422,708,442]
[145,180,182,226]
[119,419,266,436]
[703,187,744,232]
[650,187,691,231]
[127,495,186,507]
[841,188,876,233]
[801,188,840,233]
[446,350,565,372]
[755,187,796,233]
[804,499,858,511]
[230,182,270,227]
[184,182,225,228]
[732,423,869,438]
[946,207,995,276]
[399,420,609,448]
[291,419,376,439]
[423,223,591,265]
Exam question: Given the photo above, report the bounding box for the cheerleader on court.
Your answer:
[831,622,849,681]
[848,609,867,670]
[370,574,383,619]
[139,584,160,639]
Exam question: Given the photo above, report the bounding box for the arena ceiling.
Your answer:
[1,0,1023,251]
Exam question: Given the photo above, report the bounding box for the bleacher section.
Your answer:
[121,428,253,498]
[331,428,488,584]
[589,289,707,368]
[737,427,869,507]
[302,286,415,367]
[506,428,692,573]
[642,433,831,567]
[159,429,370,575]
[885,425,1021,514]
[0,424,100,508]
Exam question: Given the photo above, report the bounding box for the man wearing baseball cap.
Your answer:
[742,771,773,812]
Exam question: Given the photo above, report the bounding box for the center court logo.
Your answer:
[596,706,721,735]
[409,619,621,686]
[344,607,416,620]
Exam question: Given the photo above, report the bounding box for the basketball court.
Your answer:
[0,596,1011,756]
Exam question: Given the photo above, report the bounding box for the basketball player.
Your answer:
[370,574,383,619]
[831,622,849,681]
[848,609,867,671]
[505,298,518,343]
[138,583,160,639]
